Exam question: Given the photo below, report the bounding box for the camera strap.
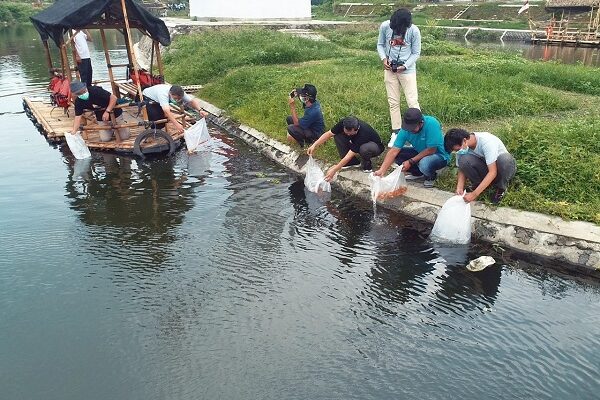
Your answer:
[387,31,403,64]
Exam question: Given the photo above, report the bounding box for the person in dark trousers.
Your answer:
[444,128,516,204]
[374,108,449,188]
[142,84,207,133]
[286,83,325,147]
[73,29,93,87]
[70,80,129,143]
[307,116,385,180]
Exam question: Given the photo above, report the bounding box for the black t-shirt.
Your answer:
[74,85,122,120]
[331,119,384,153]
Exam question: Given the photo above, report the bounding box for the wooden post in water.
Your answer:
[100,28,120,97]
[59,38,72,81]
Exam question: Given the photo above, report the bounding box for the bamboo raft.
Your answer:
[23,82,202,155]
[26,0,199,158]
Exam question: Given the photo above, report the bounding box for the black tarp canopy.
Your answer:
[30,0,171,47]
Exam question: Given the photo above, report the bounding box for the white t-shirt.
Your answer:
[142,84,194,107]
[74,31,90,59]
[457,132,508,166]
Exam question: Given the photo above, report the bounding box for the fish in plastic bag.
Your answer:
[304,156,331,194]
[64,131,91,159]
[369,166,408,202]
[184,118,211,153]
[430,194,472,244]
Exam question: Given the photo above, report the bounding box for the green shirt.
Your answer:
[393,115,450,162]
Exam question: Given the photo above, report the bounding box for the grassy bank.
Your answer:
[0,2,38,24]
[164,27,600,224]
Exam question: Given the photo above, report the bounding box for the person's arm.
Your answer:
[189,98,208,118]
[71,115,83,133]
[325,150,358,181]
[84,29,92,42]
[464,162,498,203]
[456,170,467,195]
[102,94,118,122]
[162,105,185,133]
[401,147,436,172]
[374,147,401,176]
[288,96,299,125]
[377,23,391,70]
[307,130,333,156]
[402,26,421,70]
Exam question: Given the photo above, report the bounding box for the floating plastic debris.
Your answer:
[466,256,496,272]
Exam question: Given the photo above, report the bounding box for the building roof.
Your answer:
[546,0,600,9]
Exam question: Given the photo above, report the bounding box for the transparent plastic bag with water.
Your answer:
[369,166,408,203]
[430,194,472,245]
[184,118,211,152]
[64,131,91,159]
[304,156,331,194]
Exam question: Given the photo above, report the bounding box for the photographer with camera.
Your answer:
[377,8,421,137]
[286,84,325,147]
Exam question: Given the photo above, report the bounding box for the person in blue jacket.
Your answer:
[286,83,325,147]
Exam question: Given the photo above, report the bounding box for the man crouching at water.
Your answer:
[142,84,207,134]
[374,108,449,188]
[70,80,129,143]
[307,116,385,180]
[286,84,325,147]
[444,128,516,204]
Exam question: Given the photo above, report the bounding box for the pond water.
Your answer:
[454,38,600,67]
[1,25,600,400]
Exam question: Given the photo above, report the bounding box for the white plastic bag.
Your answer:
[304,156,331,193]
[430,194,472,244]
[64,131,91,159]
[184,118,211,152]
[369,166,407,202]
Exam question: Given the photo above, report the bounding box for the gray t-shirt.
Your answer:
[142,84,194,107]
[456,132,508,166]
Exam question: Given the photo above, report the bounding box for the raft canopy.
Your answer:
[30,0,171,46]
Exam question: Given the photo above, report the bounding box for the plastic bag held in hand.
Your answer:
[430,194,472,244]
[184,118,211,152]
[369,166,407,202]
[304,156,331,193]
[64,131,91,159]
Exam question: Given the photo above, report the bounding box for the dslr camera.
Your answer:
[390,59,405,73]
[289,89,297,98]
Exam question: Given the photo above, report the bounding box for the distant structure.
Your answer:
[532,0,600,46]
[189,0,311,21]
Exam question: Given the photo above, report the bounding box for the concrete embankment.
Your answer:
[198,99,600,274]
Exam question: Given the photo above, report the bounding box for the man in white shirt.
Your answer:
[444,128,516,204]
[142,84,207,134]
[73,30,93,87]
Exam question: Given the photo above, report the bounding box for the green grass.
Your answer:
[0,2,38,24]
[162,28,346,84]
[164,27,600,224]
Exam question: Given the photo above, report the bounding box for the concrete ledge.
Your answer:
[198,99,600,273]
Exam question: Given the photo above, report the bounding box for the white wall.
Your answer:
[189,0,311,20]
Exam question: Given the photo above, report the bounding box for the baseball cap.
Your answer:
[296,84,317,99]
[70,80,86,94]
[401,108,423,131]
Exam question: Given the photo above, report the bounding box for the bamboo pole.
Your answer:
[154,40,164,77]
[42,39,53,73]
[100,28,120,97]
[60,39,72,81]
[120,0,144,109]
[67,30,81,81]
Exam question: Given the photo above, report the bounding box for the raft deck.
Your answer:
[23,83,203,155]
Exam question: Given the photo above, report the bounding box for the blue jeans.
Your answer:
[395,147,448,179]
